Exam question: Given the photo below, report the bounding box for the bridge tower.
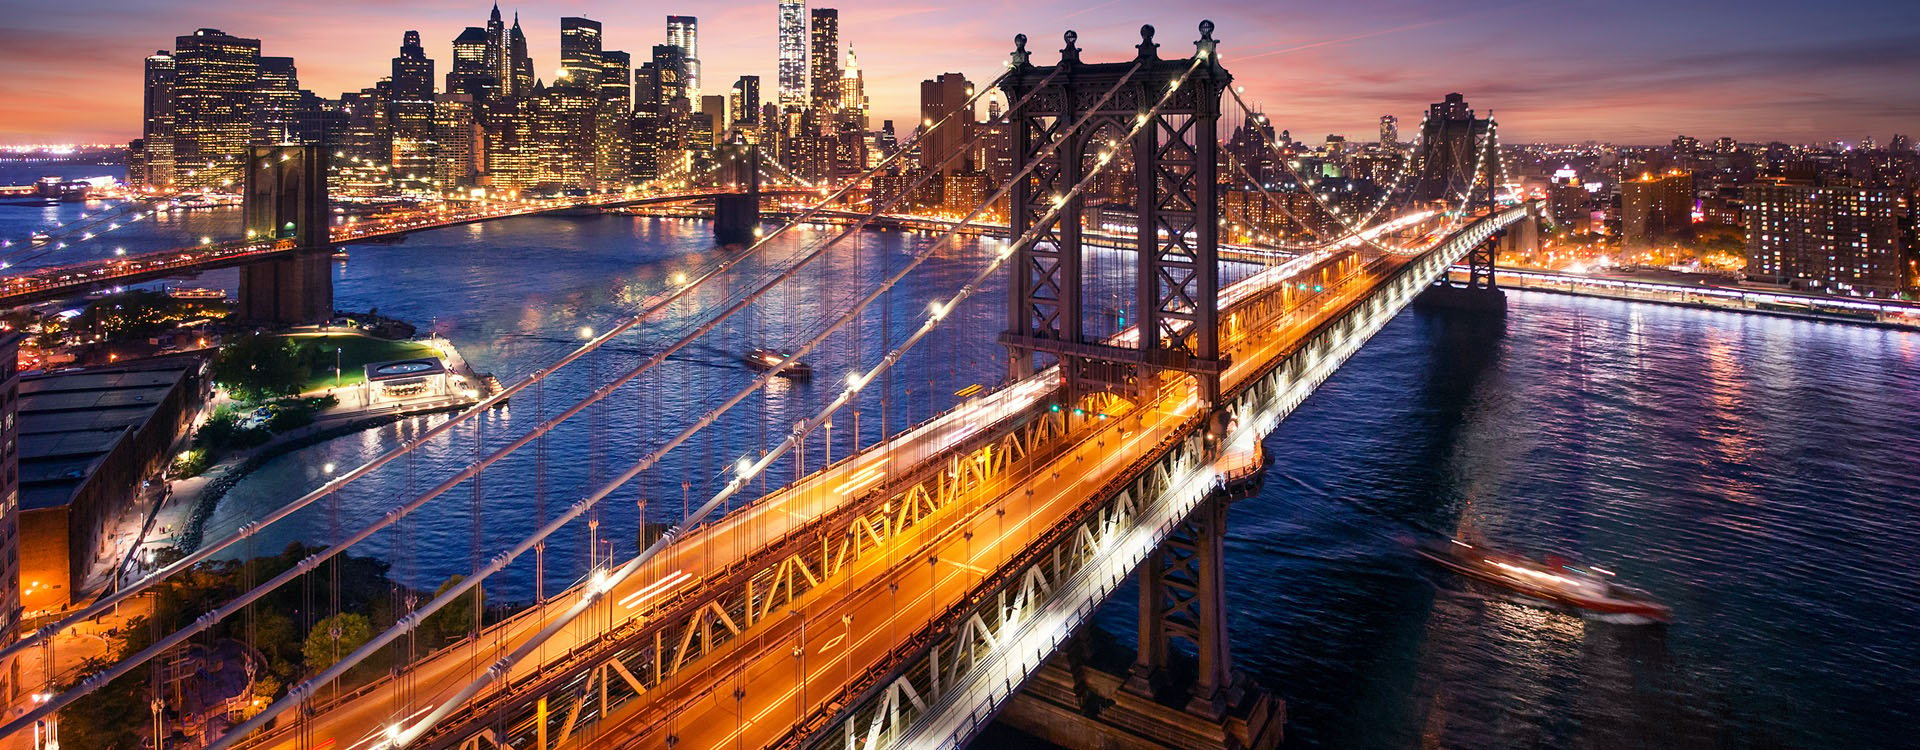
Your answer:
[1415,113,1514,313]
[712,134,762,246]
[237,144,333,324]
[1000,23,1232,405]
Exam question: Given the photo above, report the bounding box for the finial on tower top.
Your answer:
[1196,20,1218,60]
[1136,24,1159,60]
[1062,30,1081,65]
[1011,33,1031,67]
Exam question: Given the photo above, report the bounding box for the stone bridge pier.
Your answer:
[713,135,762,246]
[237,144,333,324]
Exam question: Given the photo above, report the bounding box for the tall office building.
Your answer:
[137,51,177,189]
[529,87,598,188]
[1379,115,1397,145]
[390,31,438,192]
[777,0,807,110]
[1745,178,1909,297]
[390,30,434,100]
[433,92,481,189]
[596,50,634,188]
[732,75,761,126]
[1620,170,1693,250]
[447,27,493,99]
[648,45,691,109]
[559,17,604,88]
[839,48,868,129]
[482,5,532,100]
[667,16,700,103]
[507,13,534,97]
[808,9,840,114]
[700,95,729,148]
[172,28,261,188]
[250,56,303,146]
[919,72,974,176]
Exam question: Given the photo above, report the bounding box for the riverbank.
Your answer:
[143,333,495,560]
[1455,267,1920,330]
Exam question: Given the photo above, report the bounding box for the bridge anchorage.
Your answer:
[237,143,333,324]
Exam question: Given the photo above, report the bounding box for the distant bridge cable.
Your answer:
[380,59,1166,749]
[0,70,1022,739]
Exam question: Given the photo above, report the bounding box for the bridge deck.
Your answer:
[234,207,1525,750]
[0,189,794,308]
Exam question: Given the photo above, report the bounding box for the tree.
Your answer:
[211,333,315,403]
[302,612,373,674]
[419,575,484,647]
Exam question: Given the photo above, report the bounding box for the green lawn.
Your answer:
[283,332,443,393]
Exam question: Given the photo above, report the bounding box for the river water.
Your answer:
[2,179,1915,747]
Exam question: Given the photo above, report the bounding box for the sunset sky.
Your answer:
[1,0,1914,146]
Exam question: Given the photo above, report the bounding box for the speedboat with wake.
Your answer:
[1414,537,1671,622]
[742,347,812,379]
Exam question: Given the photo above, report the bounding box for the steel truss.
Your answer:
[812,205,1537,750]
[1002,23,1233,403]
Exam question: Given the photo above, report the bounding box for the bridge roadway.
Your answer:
[0,188,810,309]
[569,237,1411,750]
[238,372,1065,750]
[222,207,1490,750]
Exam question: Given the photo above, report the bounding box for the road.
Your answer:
[237,207,1478,749]
[558,246,1419,748]
[235,366,1062,750]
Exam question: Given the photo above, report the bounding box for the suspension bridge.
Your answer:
[2,21,1541,750]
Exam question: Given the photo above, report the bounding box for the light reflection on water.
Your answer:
[6,197,1916,748]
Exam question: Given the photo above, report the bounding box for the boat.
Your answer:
[742,347,811,379]
[331,249,351,260]
[165,287,226,300]
[30,232,51,245]
[1413,537,1671,621]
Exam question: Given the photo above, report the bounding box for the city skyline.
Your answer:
[2,0,1916,146]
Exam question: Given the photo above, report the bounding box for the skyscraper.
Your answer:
[138,51,177,189]
[595,50,634,188]
[433,92,481,189]
[667,16,700,103]
[732,75,761,126]
[700,95,729,147]
[250,56,303,146]
[919,72,974,176]
[391,30,435,100]
[172,28,261,188]
[808,9,840,114]
[390,31,437,193]
[649,44,690,109]
[485,4,511,98]
[777,0,807,110]
[1379,115,1397,145]
[839,48,868,129]
[559,17,603,88]
[447,27,493,99]
[508,13,534,97]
